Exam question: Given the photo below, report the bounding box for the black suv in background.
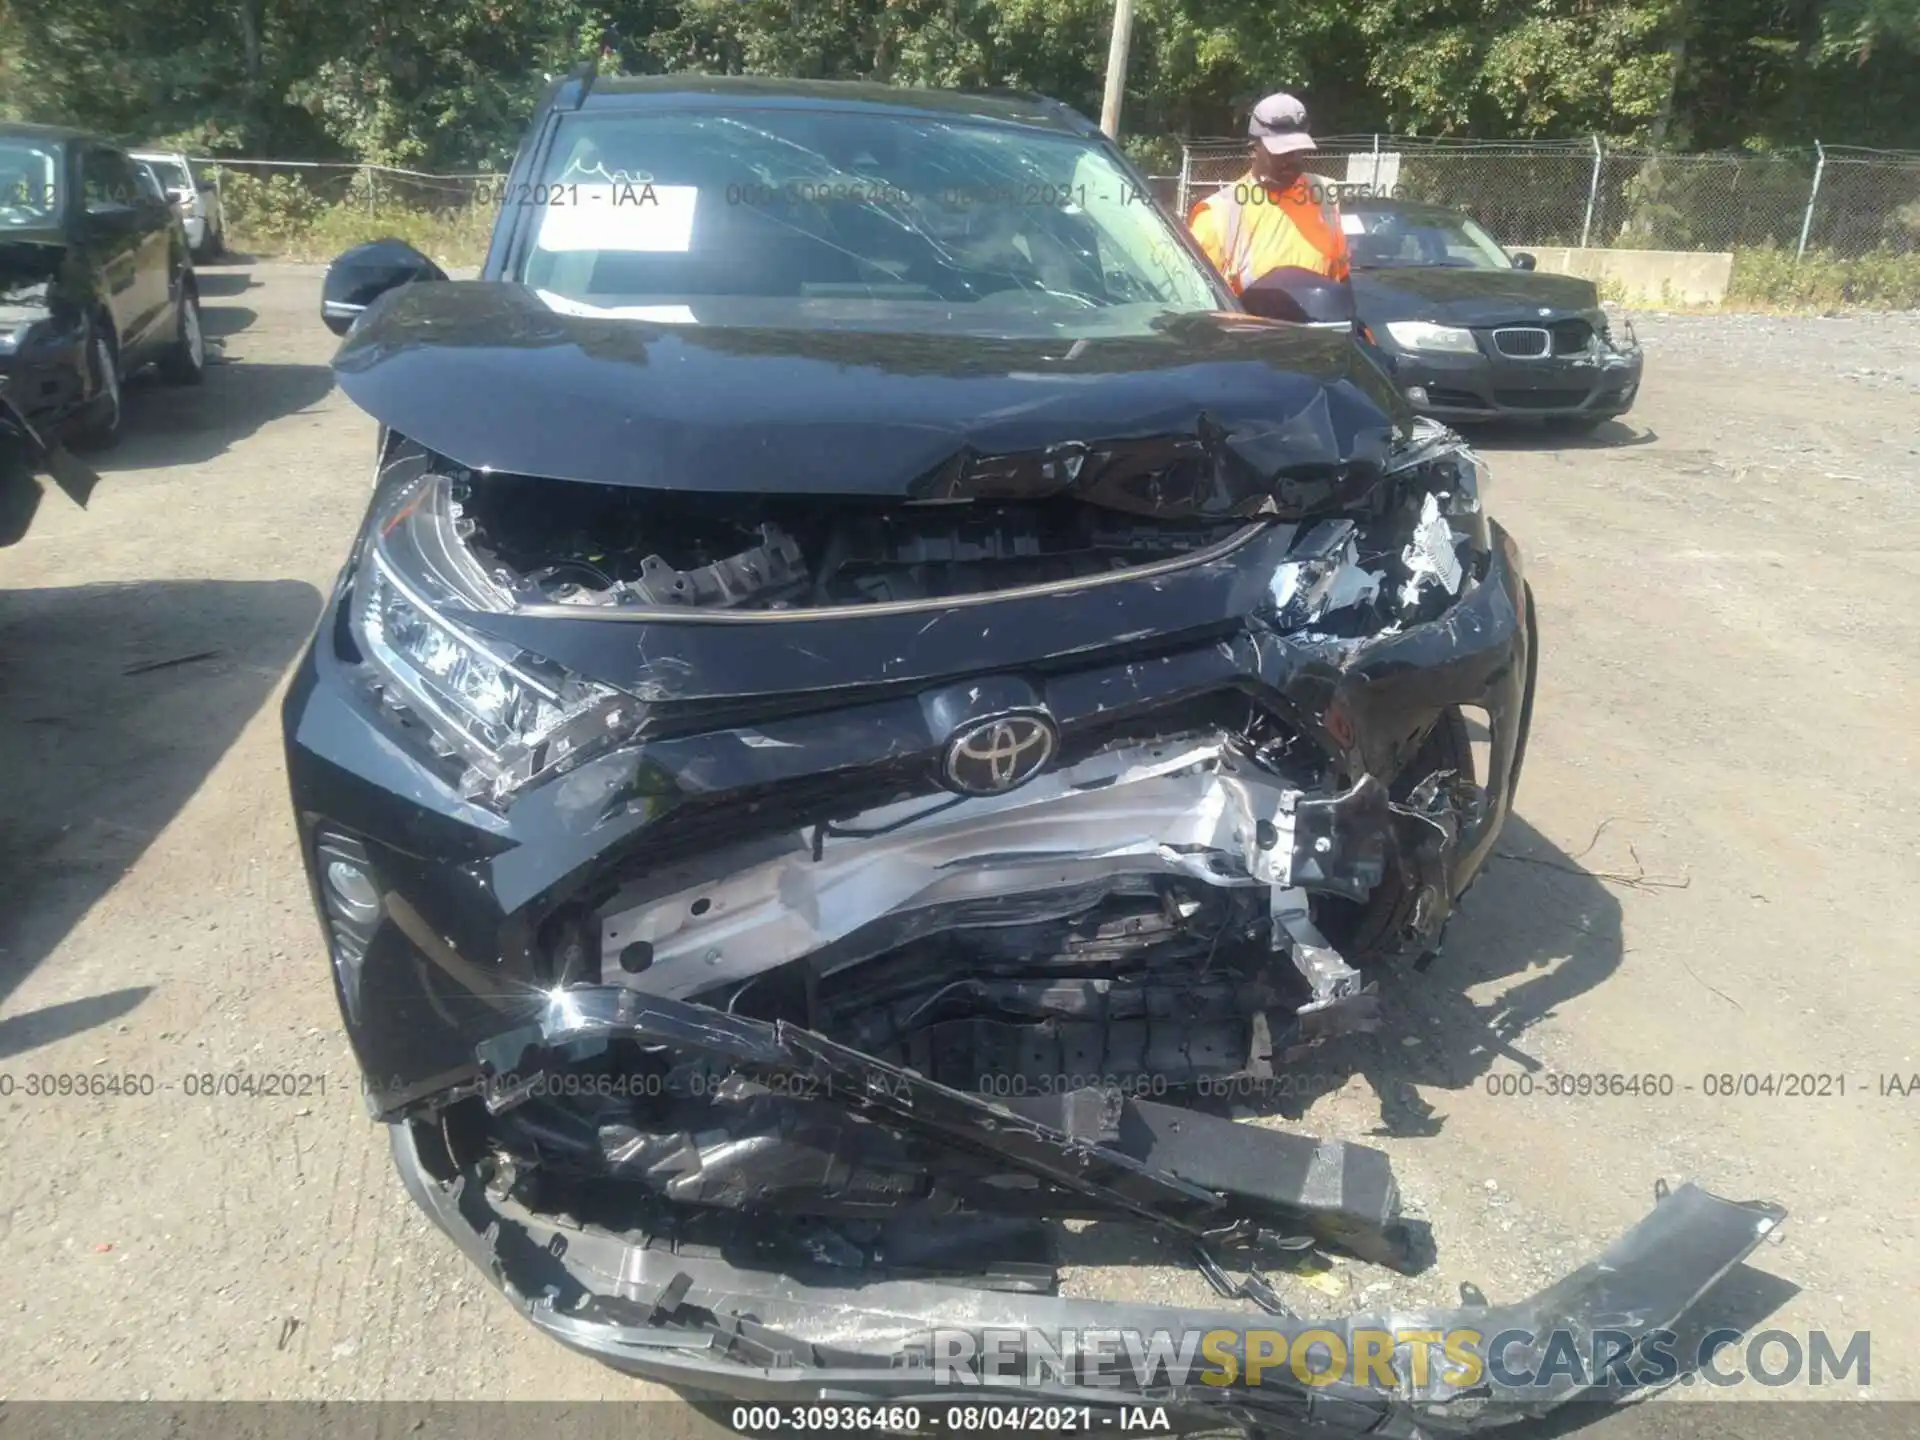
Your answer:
[1,121,206,542]
[0,120,208,442]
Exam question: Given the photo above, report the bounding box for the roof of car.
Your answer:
[576,74,1094,135]
[0,120,90,147]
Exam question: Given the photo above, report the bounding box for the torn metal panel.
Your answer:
[593,737,1306,998]
[1,379,100,511]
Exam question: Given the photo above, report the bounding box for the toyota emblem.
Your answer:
[941,713,1058,795]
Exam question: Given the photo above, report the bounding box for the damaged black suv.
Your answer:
[286,73,1784,1434]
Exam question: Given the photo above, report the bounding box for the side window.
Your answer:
[81,148,140,210]
[134,164,165,202]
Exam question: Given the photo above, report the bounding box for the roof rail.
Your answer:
[567,56,599,110]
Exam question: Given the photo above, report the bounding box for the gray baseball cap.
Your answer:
[1249,93,1317,155]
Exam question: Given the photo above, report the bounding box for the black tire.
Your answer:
[1315,706,1474,964]
[70,324,123,450]
[159,283,208,385]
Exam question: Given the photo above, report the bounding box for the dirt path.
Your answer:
[2,265,1914,1418]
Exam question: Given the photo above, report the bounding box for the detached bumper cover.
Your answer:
[393,1058,1784,1434]
[1,375,100,542]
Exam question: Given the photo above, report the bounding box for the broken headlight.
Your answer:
[350,464,638,801]
[1596,307,1640,354]
[1386,419,1491,607]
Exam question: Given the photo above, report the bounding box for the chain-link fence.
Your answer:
[186,158,507,261]
[1177,137,1920,258]
[190,158,504,210]
[183,145,1920,265]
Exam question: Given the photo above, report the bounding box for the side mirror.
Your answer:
[167,187,191,205]
[1238,285,1311,324]
[321,239,448,336]
[1510,252,1537,271]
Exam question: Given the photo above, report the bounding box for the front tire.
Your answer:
[1315,706,1474,964]
[160,284,208,385]
[71,327,123,450]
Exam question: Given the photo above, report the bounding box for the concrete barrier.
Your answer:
[1517,246,1734,306]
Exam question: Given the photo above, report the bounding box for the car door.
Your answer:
[78,146,170,355]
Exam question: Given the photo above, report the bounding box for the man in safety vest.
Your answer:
[1188,92,1351,295]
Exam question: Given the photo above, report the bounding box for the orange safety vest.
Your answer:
[1188,174,1351,294]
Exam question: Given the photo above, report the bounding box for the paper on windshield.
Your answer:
[534,290,697,324]
[534,184,699,253]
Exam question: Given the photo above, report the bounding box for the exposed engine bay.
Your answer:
[468,481,1252,610]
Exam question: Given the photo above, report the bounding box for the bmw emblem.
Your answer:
[941,713,1058,796]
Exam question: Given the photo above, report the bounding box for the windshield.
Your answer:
[0,140,61,225]
[515,108,1224,336]
[1344,209,1514,270]
[145,158,191,192]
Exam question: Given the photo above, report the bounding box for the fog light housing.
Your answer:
[1404,384,1430,407]
[325,858,379,921]
[316,831,381,1024]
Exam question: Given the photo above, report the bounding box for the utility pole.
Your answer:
[1100,0,1136,139]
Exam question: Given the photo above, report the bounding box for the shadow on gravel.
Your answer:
[1147,811,1625,1141]
[1459,419,1660,452]
[100,357,334,472]
[1054,809,1630,1278]
[0,985,153,1060]
[199,304,259,340]
[1346,810,1629,1138]
[192,267,260,299]
[0,578,321,1020]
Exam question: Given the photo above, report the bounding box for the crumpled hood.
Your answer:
[331,280,1411,518]
[1352,265,1601,327]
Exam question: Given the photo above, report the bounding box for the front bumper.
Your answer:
[1389,345,1642,422]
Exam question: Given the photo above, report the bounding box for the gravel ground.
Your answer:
[2,263,1916,1425]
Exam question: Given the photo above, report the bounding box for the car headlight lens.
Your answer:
[349,458,637,802]
[1387,416,1492,558]
[1384,321,1480,355]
